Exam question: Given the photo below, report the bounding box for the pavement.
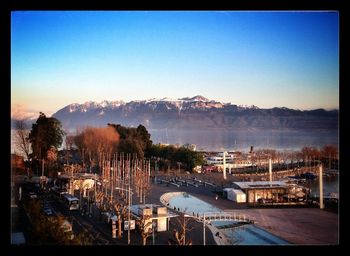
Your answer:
[11,171,339,245]
[147,173,339,245]
[231,208,338,244]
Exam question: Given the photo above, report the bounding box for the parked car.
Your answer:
[28,192,38,199]
[101,211,117,223]
[43,206,56,216]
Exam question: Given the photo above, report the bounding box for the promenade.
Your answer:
[12,172,338,245]
[147,174,339,245]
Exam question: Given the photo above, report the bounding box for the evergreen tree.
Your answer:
[28,112,65,160]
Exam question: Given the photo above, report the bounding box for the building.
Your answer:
[223,188,246,203]
[232,181,291,204]
[131,204,178,233]
[11,232,26,245]
[205,152,255,171]
[11,153,25,174]
[201,165,218,174]
[183,143,197,151]
[57,172,97,195]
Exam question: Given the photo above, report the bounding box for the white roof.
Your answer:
[11,232,26,245]
[223,188,245,194]
[233,181,289,189]
[130,204,178,219]
[62,194,79,201]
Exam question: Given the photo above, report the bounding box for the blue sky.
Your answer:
[11,11,339,117]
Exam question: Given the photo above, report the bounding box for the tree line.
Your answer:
[146,144,204,172]
[13,113,204,176]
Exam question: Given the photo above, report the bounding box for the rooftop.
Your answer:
[233,181,289,189]
[130,204,178,220]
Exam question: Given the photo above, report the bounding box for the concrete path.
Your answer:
[148,180,339,245]
[232,208,338,244]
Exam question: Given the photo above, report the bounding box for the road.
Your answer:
[43,195,118,245]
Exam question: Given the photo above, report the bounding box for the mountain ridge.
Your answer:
[48,96,338,132]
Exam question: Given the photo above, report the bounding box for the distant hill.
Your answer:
[47,96,338,132]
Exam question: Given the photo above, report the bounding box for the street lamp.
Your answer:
[154,158,158,184]
[182,214,188,245]
[184,213,207,246]
[152,220,156,245]
[115,186,134,245]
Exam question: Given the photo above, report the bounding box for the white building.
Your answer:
[205,152,255,170]
[131,204,178,233]
[223,188,246,203]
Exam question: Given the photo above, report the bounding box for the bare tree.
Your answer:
[113,203,127,239]
[168,214,193,246]
[74,126,120,171]
[136,214,153,245]
[65,135,75,150]
[14,119,31,160]
[63,135,75,164]
[46,147,58,177]
[321,145,338,169]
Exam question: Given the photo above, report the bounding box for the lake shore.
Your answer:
[147,172,338,245]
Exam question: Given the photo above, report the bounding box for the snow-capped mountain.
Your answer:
[62,95,223,114]
[50,96,338,132]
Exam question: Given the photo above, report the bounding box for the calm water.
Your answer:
[167,192,289,245]
[224,224,289,245]
[11,129,338,153]
[307,176,339,196]
[150,129,338,151]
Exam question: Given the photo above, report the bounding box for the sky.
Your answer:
[11,11,339,118]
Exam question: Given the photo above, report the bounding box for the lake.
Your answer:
[307,176,339,196]
[149,129,338,152]
[11,128,338,154]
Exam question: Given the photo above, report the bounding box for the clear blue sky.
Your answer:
[11,11,339,116]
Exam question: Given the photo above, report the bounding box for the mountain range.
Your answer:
[45,95,338,132]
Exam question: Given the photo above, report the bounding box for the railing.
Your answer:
[160,179,180,188]
[203,181,216,187]
[232,165,321,178]
[160,192,184,207]
[160,192,254,223]
[186,182,198,188]
[192,212,254,224]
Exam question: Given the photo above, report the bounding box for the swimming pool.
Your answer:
[161,192,289,245]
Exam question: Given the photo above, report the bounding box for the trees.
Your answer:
[136,214,153,245]
[300,147,320,167]
[13,119,31,160]
[117,137,144,158]
[147,144,204,172]
[320,145,338,169]
[28,112,65,160]
[113,203,127,239]
[136,124,152,152]
[25,200,92,245]
[74,126,120,171]
[168,214,193,246]
[134,162,151,204]
[108,123,152,159]
[46,147,59,177]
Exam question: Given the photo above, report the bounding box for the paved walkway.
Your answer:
[13,173,338,245]
[230,208,338,244]
[148,179,339,245]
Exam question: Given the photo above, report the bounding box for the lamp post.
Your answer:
[184,213,206,246]
[115,186,133,245]
[181,214,189,245]
[319,164,324,209]
[155,158,160,184]
[152,220,156,245]
[203,213,206,246]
